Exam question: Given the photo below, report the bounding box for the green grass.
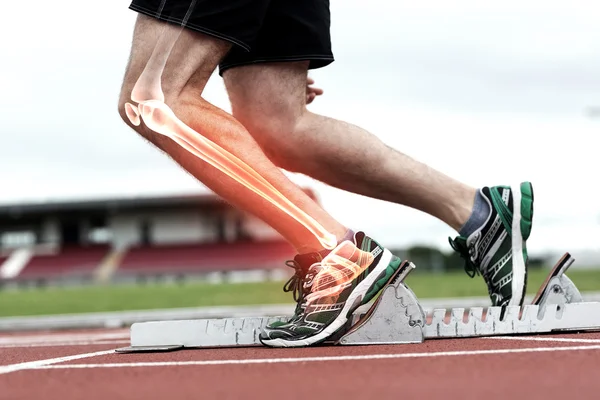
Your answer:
[1,268,599,317]
[408,268,600,297]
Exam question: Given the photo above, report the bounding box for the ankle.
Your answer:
[451,206,475,233]
[452,188,477,231]
[456,188,491,237]
[295,227,352,255]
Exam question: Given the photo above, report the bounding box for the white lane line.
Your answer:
[0,350,114,375]
[0,332,129,345]
[0,340,129,348]
[33,344,600,370]
[484,336,600,344]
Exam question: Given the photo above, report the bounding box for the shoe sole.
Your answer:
[508,181,534,307]
[260,248,394,348]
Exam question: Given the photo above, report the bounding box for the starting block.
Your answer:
[115,252,600,353]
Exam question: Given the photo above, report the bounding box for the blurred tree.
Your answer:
[405,245,446,273]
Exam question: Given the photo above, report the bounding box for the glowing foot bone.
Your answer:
[126,100,337,250]
[305,240,376,302]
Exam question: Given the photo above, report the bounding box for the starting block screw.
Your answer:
[553,285,562,294]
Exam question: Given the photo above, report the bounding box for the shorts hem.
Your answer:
[129,4,251,52]
[219,55,335,75]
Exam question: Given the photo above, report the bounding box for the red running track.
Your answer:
[1,328,600,400]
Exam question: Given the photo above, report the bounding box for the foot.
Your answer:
[449,182,535,307]
[260,232,402,347]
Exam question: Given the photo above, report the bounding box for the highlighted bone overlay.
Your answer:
[305,240,376,302]
[124,16,337,250]
[129,100,337,249]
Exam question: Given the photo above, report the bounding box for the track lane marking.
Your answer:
[30,344,600,370]
[0,350,114,375]
[0,340,129,348]
[0,332,129,345]
[484,336,600,344]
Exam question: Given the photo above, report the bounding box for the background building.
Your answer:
[0,190,322,288]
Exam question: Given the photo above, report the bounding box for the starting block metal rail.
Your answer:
[115,252,600,353]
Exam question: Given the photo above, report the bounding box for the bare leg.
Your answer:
[118,15,347,253]
[223,63,476,232]
[291,114,477,231]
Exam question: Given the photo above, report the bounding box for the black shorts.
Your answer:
[128,0,334,75]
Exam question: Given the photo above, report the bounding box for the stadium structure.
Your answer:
[0,189,323,288]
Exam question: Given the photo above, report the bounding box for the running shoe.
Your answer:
[260,231,402,347]
[449,182,534,307]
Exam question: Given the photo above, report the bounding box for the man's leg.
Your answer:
[223,63,476,232]
[223,62,535,310]
[117,14,348,254]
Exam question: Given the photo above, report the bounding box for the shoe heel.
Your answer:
[519,181,534,240]
[362,254,401,307]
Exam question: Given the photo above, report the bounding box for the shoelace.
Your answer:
[448,237,480,278]
[448,237,500,298]
[282,260,321,315]
[282,260,305,302]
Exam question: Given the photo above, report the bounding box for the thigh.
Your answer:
[222,61,310,125]
[119,13,231,106]
[129,0,272,52]
[218,0,334,75]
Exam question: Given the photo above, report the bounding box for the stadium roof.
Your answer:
[0,193,226,217]
[0,188,318,217]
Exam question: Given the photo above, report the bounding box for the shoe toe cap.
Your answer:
[260,325,296,341]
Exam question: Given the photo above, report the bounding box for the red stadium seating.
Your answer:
[118,240,297,274]
[0,255,7,272]
[16,245,109,280]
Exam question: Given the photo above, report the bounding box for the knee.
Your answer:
[234,110,308,172]
[117,98,131,127]
[116,76,171,151]
[116,72,174,141]
[251,118,301,171]
[117,76,137,128]
[116,70,166,130]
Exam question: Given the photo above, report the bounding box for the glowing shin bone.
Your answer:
[124,26,337,249]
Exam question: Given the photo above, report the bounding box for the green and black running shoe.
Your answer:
[276,252,325,324]
[260,231,402,348]
[449,182,535,307]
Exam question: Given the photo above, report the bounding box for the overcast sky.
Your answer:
[1,0,599,256]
